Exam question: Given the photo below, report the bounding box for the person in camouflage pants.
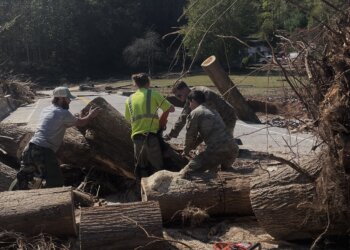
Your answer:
[179,90,239,178]
[17,143,61,189]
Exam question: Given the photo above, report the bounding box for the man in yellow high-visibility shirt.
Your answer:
[125,73,175,178]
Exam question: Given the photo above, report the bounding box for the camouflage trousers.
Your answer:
[17,143,64,189]
[184,140,239,174]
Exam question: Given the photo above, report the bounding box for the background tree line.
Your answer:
[0,0,347,81]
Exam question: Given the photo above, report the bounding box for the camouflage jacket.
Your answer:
[168,86,237,138]
[184,104,233,154]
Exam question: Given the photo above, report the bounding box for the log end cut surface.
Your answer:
[201,55,216,67]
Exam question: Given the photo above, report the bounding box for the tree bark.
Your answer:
[0,162,16,192]
[0,187,77,236]
[80,201,164,250]
[141,170,253,221]
[0,123,33,159]
[201,55,261,123]
[250,161,349,240]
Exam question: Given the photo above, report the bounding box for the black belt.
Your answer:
[133,133,157,140]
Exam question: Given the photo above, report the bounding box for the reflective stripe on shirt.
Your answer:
[127,89,158,122]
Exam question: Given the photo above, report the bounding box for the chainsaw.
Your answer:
[213,242,261,250]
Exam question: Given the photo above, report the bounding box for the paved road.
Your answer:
[3,90,317,155]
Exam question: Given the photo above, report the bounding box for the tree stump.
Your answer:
[141,170,253,221]
[0,187,76,236]
[201,55,261,123]
[80,201,164,250]
[0,162,16,192]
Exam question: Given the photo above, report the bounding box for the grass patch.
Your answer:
[102,72,290,97]
[108,73,286,88]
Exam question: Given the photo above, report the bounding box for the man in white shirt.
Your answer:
[13,86,100,190]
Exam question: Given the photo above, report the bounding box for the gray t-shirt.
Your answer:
[30,105,78,152]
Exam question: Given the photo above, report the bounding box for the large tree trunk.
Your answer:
[201,55,261,123]
[0,162,16,191]
[0,187,77,236]
[80,201,164,250]
[79,97,135,177]
[0,123,33,158]
[250,158,349,240]
[141,170,253,221]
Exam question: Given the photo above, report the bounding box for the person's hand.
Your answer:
[163,133,171,141]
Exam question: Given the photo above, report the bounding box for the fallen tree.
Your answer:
[201,55,260,123]
[0,187,76,236]
[80,201,163,250]
[0,162,16,191]
[141,170,253,222]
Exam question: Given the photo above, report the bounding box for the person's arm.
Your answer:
[167,100,191,138]
[156,91,174,129]
[183,112,199,155]
[159,105,175,129]
[75,106,101,127]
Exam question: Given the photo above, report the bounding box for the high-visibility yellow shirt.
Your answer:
[125,88,172,138]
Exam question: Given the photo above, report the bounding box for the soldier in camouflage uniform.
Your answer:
[164,81,237,140]
[179,90,239,178]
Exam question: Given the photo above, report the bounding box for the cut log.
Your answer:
[0,123,33,158]
[201,55,261,123]
[250,160,349,240]
[80,201,164,250]
[0,162,16,192]
[0,187,76,236]
[141,170,253,221]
